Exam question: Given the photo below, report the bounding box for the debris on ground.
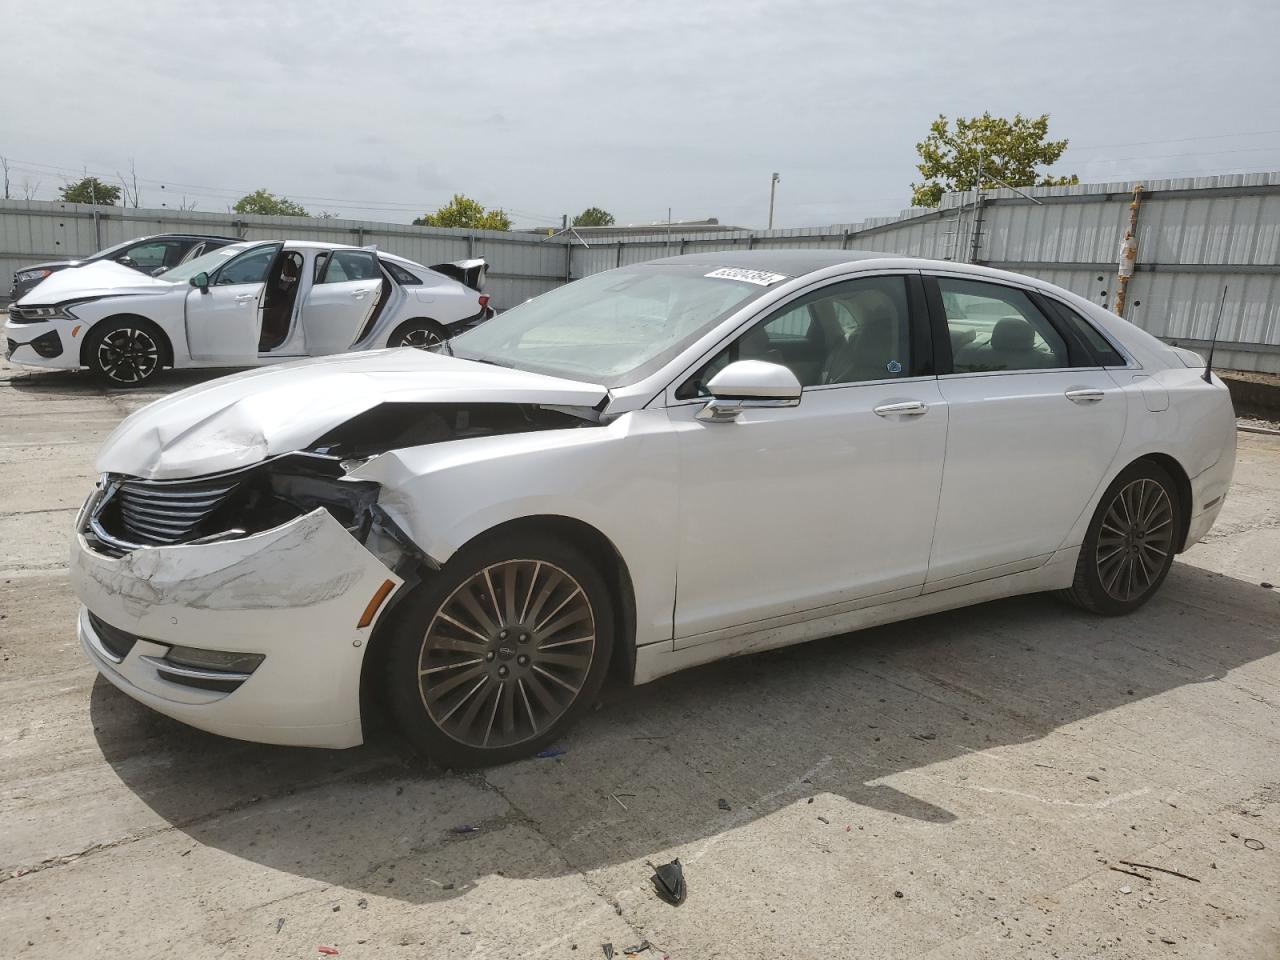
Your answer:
[357,898,368,909]
[1244,838,1265,851]
[318,948,339,957]
[1261,582,1274,589]
[623,942,652,955]
[451,824,479,834]
[1119,860,1200,882]
[1110,865,1153,882]
[1119,885,1133,895]
[1086,775,1101,782]
[611,793,631,811]
[718,798,731,811]
[893,891,904,898]
[536,747,568,759]
[275,918,285,934]
[649,858,687,906]
[817,816,830,824]
[602,944,614,959]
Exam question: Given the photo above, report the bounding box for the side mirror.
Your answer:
[149,266,167,277]
[116,256,136,267]
[189,272,210,293]
[697,360,802,423]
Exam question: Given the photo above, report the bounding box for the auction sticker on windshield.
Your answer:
[703,267,789,286]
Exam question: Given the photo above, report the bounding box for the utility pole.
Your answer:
[768,172,780,230]
[1114,184,1143,316]
[968,151,984,264]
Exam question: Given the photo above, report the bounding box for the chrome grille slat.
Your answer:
[100,475,243,547]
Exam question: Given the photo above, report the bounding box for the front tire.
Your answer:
[84,318,166,387]
[388,318,449,351]
[1061,460,1182,615]
[385,533,614,767]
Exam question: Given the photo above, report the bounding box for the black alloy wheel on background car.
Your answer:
[385,532,614,767]
[388,318,449,351]
[85,319,166,387]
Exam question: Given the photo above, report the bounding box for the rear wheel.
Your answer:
[85,318,166,387]
[1061,460,1182,615]
[388,318,448,351]
[385,533,614,767]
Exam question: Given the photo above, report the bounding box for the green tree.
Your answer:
[573,206,615,227]
[60,176,121,205]
[233,189,310,217]
[910,113,1078,208]
[413,194,511,231]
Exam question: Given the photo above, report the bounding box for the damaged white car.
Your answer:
[5,240,492,386]
[72,251,1236,766]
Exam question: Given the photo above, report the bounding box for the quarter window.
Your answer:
[677,275,913,397]
[384,261,423,285]
[938,277,1071,373]
[1044,299,1127,366]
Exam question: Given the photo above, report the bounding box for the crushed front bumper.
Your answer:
[71,508,403,748]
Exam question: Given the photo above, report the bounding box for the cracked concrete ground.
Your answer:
[2,357,1278,960]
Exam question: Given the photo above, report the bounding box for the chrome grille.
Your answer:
[110,477,240,545]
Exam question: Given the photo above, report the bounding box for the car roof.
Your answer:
[648,249,896,275]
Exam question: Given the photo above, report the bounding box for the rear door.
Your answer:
[923,273,1127,587]
[301,249,383,354]
[184,244,278,362]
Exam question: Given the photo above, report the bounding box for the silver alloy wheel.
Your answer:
[97,327,160,384]
[417,559,596,749]
[399,327,443,350]
[1096,477,1175,602]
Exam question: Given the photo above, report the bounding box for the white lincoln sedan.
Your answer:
[71,251,1236,766]
[4,240,491,385]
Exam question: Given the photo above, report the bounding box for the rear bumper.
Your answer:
[445,304,495,336]
[71,508,403,749]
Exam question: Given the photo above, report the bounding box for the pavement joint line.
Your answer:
[0,754,409,884]
[471,767,655,946]
[0,507,79,517]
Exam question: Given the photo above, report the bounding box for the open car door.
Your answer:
[301,249,384,355]
[185,243,278,363]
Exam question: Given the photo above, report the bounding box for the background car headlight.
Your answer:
[16,268,52,283]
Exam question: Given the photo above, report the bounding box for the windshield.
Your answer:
[449,266,771,386]
[157,244,253,283]
[88,237,146,261]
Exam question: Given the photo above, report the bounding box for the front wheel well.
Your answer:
[1131,453,1193,552]
[80,314,174,368]
[358,514,638,735]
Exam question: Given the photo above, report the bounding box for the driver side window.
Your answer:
[676,275,913,398]
[214,246,278,286]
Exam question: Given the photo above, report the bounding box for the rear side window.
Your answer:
[319,250,381,283]
[937,277,1073,373]
[1044,299,1127,366]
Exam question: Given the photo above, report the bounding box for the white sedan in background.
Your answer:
[71,251,1235,766]
[4,240,492,385]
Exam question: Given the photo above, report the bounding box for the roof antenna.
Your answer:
[1203,285,1228,384]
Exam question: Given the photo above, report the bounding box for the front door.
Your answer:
[184,244,278,362]
[668,273,948,645]
[924,274,1127,585]
[301,250,384,355]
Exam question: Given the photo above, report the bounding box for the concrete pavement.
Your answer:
[2,359,1277,959]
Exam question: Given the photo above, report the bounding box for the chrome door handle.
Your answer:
[352,291,367,300]
[1065,388,1105,404]
[234,294,254,302]
[873,400,928,417]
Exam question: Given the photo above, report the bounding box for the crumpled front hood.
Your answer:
[98,349,608,479]
[17,260,175,305]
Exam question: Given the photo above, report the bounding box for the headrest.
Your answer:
[991,317,1036,350]
[280,257,300,280]
[844,288,897,327]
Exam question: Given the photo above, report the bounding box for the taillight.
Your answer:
[478,295,490,308]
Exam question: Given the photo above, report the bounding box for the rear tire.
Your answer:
[388,318,448,351]
[84,318,167,387]
[385,533,614,767]
[1060,460,1182,615]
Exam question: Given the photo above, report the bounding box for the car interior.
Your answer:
[679,277,913,397]
[940,281,1069,372]
[258,251,304,352]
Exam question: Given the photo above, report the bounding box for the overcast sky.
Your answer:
[3,0,1278,230]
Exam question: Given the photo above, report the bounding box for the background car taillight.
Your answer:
[478,295,490,309]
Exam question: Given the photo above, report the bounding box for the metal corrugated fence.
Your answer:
[0,200,567,310]
[5,172,1279,372]
[566,172,1280,374]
